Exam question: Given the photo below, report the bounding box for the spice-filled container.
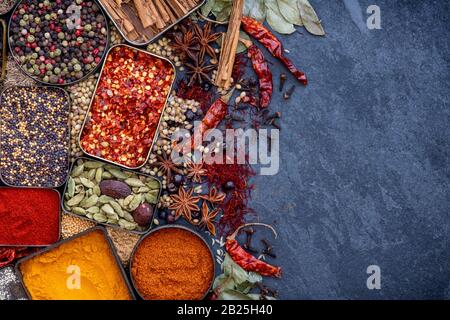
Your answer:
[0,0,17,15]
[8,0,109,85]
[62,157,161,234]
[0,187,61,247]
[0,86,70,188]
[130,225,215,300]
[79,44,175,169]
[99,0,206,46]
[0,19,6,80]
[16,227,135,300]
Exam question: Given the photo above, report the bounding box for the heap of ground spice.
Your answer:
[204,160,256,236]
[131,227,214,300]
[0,188,60,246]
[19,229,132,300]
[107,227,140,266]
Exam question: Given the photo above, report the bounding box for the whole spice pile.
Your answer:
[0,0,16,15]
[9,0,108,85]
[0,188,60,246]
[61,213,95,239]
[64,158,160,232]
[19,229,132,300]
[0,86,69,187]
[80,45,175,168]
[131,227,214,300]
[101,0,203,43]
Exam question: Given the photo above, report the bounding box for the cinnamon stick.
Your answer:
[215,0,244,89]
[154,0,171,23]
[166,0,188,17]
[102,0,135,33]
[147,0,166,29]
[133,0,155,28]
[160,0,177,23]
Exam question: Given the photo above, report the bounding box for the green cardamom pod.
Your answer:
[146,179,161,190]
[93,185,101,196]
[72,164,84,177]
[95,168,103,183]
[128,194,142,211]
[86,206,100,214]
[107,168,128,180]
[138,186,150,193]
[67,177,75,198]
[102,172,112,179]
[125,178,146,187]
[88,168,96,180]
[109,201,125,218]
[84,161,104,169]
[80,177,95,188]
[145,193,158,204]
[72,207,87,216]
[66,192,85,206]
[123,212,135,223]
[107,218,119,225]
[99,195,114,204]
[93,213,107,223]
[123,194,134,207]
[101,203,115,216]
[81,194,99,208]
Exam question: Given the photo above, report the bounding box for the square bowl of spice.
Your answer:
[62,157,161,234]
[15,227,135,300]
[98,0,206,46]
[79,44,175,170]
[0,86,70,188]
[0,187,61,247]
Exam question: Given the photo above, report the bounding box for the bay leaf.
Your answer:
[201,0,216,17]
[298,0,325,36]
[277,0,303,26]
[265,0,296,34]
[244,0,266,22]
[218,289,252,300]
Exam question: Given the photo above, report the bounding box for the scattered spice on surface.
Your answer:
[19,229,133,300]
[80,45,175,168]
[61,213,95,240]
[0,86,69,187]
[106,227,140,266]
[225,223,281,278]
[131,227,214,300]
[204,159,255,236]
[0,188,60,246]
[0,266,28,301]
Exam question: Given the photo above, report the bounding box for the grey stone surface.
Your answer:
[252,0,449,299]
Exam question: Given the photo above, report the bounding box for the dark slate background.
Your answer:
[252,0,449,299]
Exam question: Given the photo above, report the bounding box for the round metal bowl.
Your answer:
[7,0,110,86]
[129,225,216,300]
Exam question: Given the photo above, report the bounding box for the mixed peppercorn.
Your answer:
[9,0,108,85]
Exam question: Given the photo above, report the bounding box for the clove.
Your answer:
[279,73,287,92]
[243,227,258,253]
[284,85,296,100]
[261,239,277,258]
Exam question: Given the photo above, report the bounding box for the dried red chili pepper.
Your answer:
[241,38,272,108]
[0,248,15,268]
[225,223,282,278]
[241,16,307,85]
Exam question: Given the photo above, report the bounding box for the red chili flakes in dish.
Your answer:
[80,45,175,168]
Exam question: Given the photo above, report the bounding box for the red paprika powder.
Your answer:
[0,188,60,246]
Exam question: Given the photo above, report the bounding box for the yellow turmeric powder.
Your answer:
[19,229,132,300]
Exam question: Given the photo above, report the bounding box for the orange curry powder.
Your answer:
[131,228,214,300]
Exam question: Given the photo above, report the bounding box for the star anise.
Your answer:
[185,58,215,86]
[154,152,183,182]
[200,186,226,205]
[186,161,206,183]
[171,30,199,61]
[169,187,200,221]
[192,22,221,62]
[199,201,220,236]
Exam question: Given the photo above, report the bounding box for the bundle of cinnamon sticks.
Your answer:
[101,0,201,43]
